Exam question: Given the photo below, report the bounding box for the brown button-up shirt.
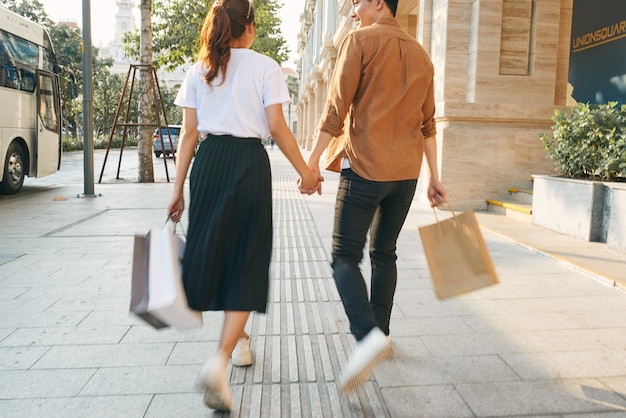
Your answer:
[318,17,436,181]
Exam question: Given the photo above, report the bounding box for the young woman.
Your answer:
[167,0,322,411]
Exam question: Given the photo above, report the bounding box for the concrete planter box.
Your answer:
[532,175,626,253]
[532,175,608,242]
[606,183,626,252]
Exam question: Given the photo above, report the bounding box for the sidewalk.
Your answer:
[0,149,625,417]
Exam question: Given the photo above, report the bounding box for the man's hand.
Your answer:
[427,178,446,208]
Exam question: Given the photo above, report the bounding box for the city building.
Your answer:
[295,0,578,209]
[98,0,187,89]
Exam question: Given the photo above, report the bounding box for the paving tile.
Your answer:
[0,369,95,398]
[599,376,626,396]
[32,343,175,369]
[375,355,520,387]
[456,379,626,416]
[0,304,89,328]
[386,335,431,358]
[534,328,626,352]
[502,350,626,380]
[390,316,473,337]
[0,347,49,370]
[462,311,580,333]
[14,282,128,300]
[166,341,218,366]
[76,310,145,327]
[0,328,15,342]
[420,331,549,356]
[0,395,152,418]
[380,385,474,418]
[0,287,28,299]
[145,393,208,417]
[0,326,129,347]
[79,365,199,396]
[43,296,129,313]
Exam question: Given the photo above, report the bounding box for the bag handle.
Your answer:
[432,201,459,229]
[165,215,188,238]
[432,201,456,222]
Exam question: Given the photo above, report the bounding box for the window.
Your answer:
[0,30,38,91]
[39,73,58,132]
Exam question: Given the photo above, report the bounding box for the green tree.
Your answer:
[159,83,183,125]
[93,67,124,138]
[123,0,289,69]
[286,75,299,101]
[251,0,289,64]
[138,0,155,182]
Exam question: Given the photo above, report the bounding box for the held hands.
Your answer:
[427,178,447,208]
[298,162,324,195]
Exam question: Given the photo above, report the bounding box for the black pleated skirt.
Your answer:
[183,134,272,313]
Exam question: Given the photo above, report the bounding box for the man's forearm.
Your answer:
[423,135,440,182]
[309,130,334,165]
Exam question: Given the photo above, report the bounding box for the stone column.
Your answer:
[408,0,573,209]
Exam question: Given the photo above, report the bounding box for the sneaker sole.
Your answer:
[203,386,232,412]
[231,355,253,367]
[339,345,392,394]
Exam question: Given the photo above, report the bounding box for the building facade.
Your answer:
[296,0,575,209]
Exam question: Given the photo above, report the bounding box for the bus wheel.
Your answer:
[0,142,26,195]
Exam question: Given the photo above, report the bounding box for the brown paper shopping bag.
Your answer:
[418,209,498,299]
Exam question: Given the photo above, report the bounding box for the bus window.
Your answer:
[38,73,58,132]
[0,29,37,92]
[43,46,56,72]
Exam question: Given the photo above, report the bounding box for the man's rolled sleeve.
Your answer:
[421,80,437,138]
[317,35,362,138]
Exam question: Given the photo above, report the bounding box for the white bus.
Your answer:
[0,7,75,194]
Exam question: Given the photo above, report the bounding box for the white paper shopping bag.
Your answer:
[146,222,203,330]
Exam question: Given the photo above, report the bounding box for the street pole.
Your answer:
[82,0,96,197]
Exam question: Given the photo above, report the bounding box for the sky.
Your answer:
[37,0,306,68]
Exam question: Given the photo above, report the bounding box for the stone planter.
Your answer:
[606,183,626,252]
[532,175,608,242]
[532,175,626,253]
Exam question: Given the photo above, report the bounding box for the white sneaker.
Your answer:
[339,328,392,394]
[196,356,232,412]
[231,336,253,367]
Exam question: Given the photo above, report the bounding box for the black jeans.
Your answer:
[332,169,417,341]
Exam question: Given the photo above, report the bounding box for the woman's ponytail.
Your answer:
[198,0,255,86]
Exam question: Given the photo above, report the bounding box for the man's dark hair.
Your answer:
[384,0,398,16]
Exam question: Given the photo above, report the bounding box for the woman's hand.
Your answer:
[167,193,185,223]
[298,166,323,195]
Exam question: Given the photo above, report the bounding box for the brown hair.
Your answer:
[198,0,255,86]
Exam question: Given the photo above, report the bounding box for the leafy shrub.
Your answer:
[540,102,626,181]
[63,136,83,152]
[63,135,139,152]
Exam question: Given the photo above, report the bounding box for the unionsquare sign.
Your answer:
[569,0,626,105]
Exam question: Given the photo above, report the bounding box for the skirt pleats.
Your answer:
[183,134,272,312]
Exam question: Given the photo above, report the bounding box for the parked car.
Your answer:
[153,125,181,157]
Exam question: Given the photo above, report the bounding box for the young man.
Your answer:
[306,0,447,393]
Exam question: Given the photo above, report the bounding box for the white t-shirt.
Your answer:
[175,49,290,140]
